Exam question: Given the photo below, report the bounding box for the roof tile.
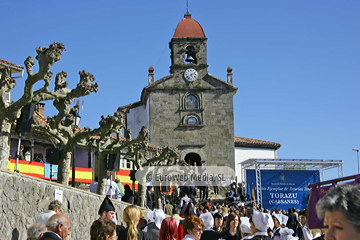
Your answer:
[234,136,281,149]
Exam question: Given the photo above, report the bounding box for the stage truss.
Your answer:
[240,159,343,206]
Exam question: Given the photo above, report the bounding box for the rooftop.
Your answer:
[234,136,281,149]
[0,59,24,73]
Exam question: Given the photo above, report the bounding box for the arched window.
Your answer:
[185,115,200,125]
[185,94,199,109]
[187,116,198,125]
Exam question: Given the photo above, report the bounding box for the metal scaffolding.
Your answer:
[240,159,343,206]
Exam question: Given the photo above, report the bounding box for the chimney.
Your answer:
[148,66,154,85]
[36,102,45,117]
[227,67,233,85]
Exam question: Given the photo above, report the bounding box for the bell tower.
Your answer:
[130,11,237,169]
[169,13,208,74]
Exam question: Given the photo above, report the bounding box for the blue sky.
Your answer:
[3,1,359,181]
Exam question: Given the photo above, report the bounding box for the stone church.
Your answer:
[121,12,238,170]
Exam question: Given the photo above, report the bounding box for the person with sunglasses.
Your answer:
[182,215,205,240]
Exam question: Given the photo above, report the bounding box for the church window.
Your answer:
[186,115,200,125]
[185,94,199,109]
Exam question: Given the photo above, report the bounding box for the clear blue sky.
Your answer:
[3,1,359,181]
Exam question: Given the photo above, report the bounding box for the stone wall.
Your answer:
[0,169,132,240]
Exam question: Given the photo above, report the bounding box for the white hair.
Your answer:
[46,214,69,229]
[316,183,360,233]
[27,223,47,239]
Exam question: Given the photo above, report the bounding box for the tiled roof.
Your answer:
[234,136,281,149]
[0,59,24,72]
[117,101,143,112]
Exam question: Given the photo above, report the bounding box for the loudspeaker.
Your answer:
[46,148,60,164]
[16,103,36,133]
[107,153,120,171]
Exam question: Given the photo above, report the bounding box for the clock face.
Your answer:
[184,68,198,82]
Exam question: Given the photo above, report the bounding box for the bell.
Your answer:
[185,55,195,63]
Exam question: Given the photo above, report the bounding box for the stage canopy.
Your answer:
[240,159,343,207]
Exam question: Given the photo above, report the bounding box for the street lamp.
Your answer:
[352,148,359,174]
[71,111,81,187]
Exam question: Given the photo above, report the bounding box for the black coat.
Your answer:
[38,232,61,240]
[146,190,153,209]
[286,212,298,232]
[200,230,223,240]
[250,235,272,240]
[147,222,160,240]
[222,230,241,240]
[118,227,150,240]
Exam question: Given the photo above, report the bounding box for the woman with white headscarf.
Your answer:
[240,217,252,240]
[271,213,288,240]
[147,209,165,240]
[199,212,222,240]
[249,210,274,240]
[278,228,298,240]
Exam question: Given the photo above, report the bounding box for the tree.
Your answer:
[32,102,126,185]
[86,124,179,207]
[122,142,179,208]
[86,125,149,194]
[0,43,98,169]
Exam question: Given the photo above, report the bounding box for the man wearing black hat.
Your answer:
[98,196,125,237]
[98,196,116,221]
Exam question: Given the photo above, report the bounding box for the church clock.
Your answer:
[183,68,198,82]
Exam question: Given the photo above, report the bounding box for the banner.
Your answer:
[7,159,92,183]
[246,170,320,210]
[308,175,360,229]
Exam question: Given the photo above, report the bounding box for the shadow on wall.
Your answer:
[12,228,19,240]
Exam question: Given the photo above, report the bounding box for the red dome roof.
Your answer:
[173,13,205,38]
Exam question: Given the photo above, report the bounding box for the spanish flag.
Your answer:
[251,183,256,203]
[6,159,92,183]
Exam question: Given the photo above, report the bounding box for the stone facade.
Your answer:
[147,79,236,170]
[0,169,132,240]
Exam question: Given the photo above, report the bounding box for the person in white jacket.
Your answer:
[299,210,320,240]
[35,200,62,225]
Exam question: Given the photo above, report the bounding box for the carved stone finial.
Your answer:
[227,66,233,85]
[148,66,154,85]
[148,66,154,74]
[227,66,233,74]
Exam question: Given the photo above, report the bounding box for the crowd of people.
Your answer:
[26,183,360,240]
